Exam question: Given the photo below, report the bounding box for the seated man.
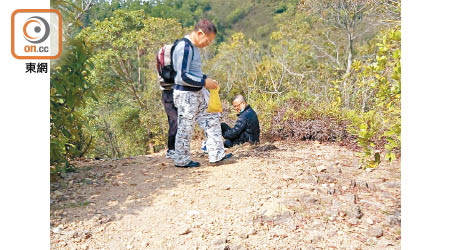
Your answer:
[221,95,260,148]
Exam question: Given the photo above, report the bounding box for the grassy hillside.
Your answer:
[206,0,294,45]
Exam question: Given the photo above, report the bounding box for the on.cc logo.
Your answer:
[11,9,62,60]
[23,16,50,44]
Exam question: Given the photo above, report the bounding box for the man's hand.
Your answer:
[205,78,218,89]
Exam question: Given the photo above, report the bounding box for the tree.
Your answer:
[50,0,96,170]
[78,10,185,157]
[296,0,393,108]
[50,38,94,168]
[205,33,261,102]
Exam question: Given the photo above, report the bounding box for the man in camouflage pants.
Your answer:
[173,89,226,166]
[171,19,232,168]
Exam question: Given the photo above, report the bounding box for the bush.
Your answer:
[261,97,353,144]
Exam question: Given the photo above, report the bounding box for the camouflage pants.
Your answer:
[173,89,225,165]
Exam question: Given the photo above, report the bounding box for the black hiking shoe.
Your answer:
[209,153,233,166]
[175,161,200,168]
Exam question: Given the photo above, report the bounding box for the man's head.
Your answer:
[232,95,247,113]
[190,19,217,48]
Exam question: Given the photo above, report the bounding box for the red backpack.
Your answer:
[156,38,194,85]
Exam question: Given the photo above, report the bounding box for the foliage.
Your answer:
[205,33,260,102]
[77,10,185,158]
[346,26,401,167]
[224,5,252,26]
[50,38,93,167]
[50,1,401,170]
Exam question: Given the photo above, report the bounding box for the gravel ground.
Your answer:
[50,140,401,249]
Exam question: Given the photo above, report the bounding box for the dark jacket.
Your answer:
[223,105,260,144]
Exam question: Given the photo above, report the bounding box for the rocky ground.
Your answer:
[50,140,401,250]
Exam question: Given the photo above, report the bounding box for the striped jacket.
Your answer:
[172,35,207,91]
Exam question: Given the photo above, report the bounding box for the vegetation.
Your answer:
[50,0,401,170]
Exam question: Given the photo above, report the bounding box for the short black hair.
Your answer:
[194,19,217,35]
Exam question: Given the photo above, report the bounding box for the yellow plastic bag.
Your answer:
[207,87,223,113]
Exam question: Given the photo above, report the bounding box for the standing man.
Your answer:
[221,95,260,148]
[159,75,178,159]
[172,19,232,168]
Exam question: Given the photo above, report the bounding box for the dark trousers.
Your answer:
[220,122,235,148]
[162,90,178,151]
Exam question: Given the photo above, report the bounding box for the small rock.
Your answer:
[386,215,401,225]
[347,218,359,225]
[307,231,323,243]
[327,230,338,237]
[343,194,356,204]
[367,182,377,191]
[325,208,339,217]
[256,144,278,151]
[384,181,400,188]
[260,202,292,218]
[332,199,343,207]
[126,245,133,249]
[83,178,93,184]
[301,194,318,204]
[141,241,149,248]
[347,217,359,226]
[311,219,321,228]
[381,192,394,199]
[367,226,383,238]
[83,230,92,239]
[271,190,280,198]
[213,237,227,245]
[229,244,242,250]
[318,173,337,183]
[321,196,333,205]
[282,175,294,181]
[248,228,257,235]
[81,244,89,250]
[69,231,79,238]
[100,215,112,224]
[351,159,360,168]
[192,221,203,228]
[350,206,363,219]
[240,232,249,239]
[213,244,228,250]
[52,227,62,234]
[328,165,342,174]
[316,165,327,172]
[359,199,385,209]
[179,226,191,235]
[54,190,64,196]
[366,217,374,225]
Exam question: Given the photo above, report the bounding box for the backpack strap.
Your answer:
[170,38,195,67]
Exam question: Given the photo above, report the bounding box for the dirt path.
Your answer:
[50,141,400,249]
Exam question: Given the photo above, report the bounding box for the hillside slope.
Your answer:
[206,0,292,44]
